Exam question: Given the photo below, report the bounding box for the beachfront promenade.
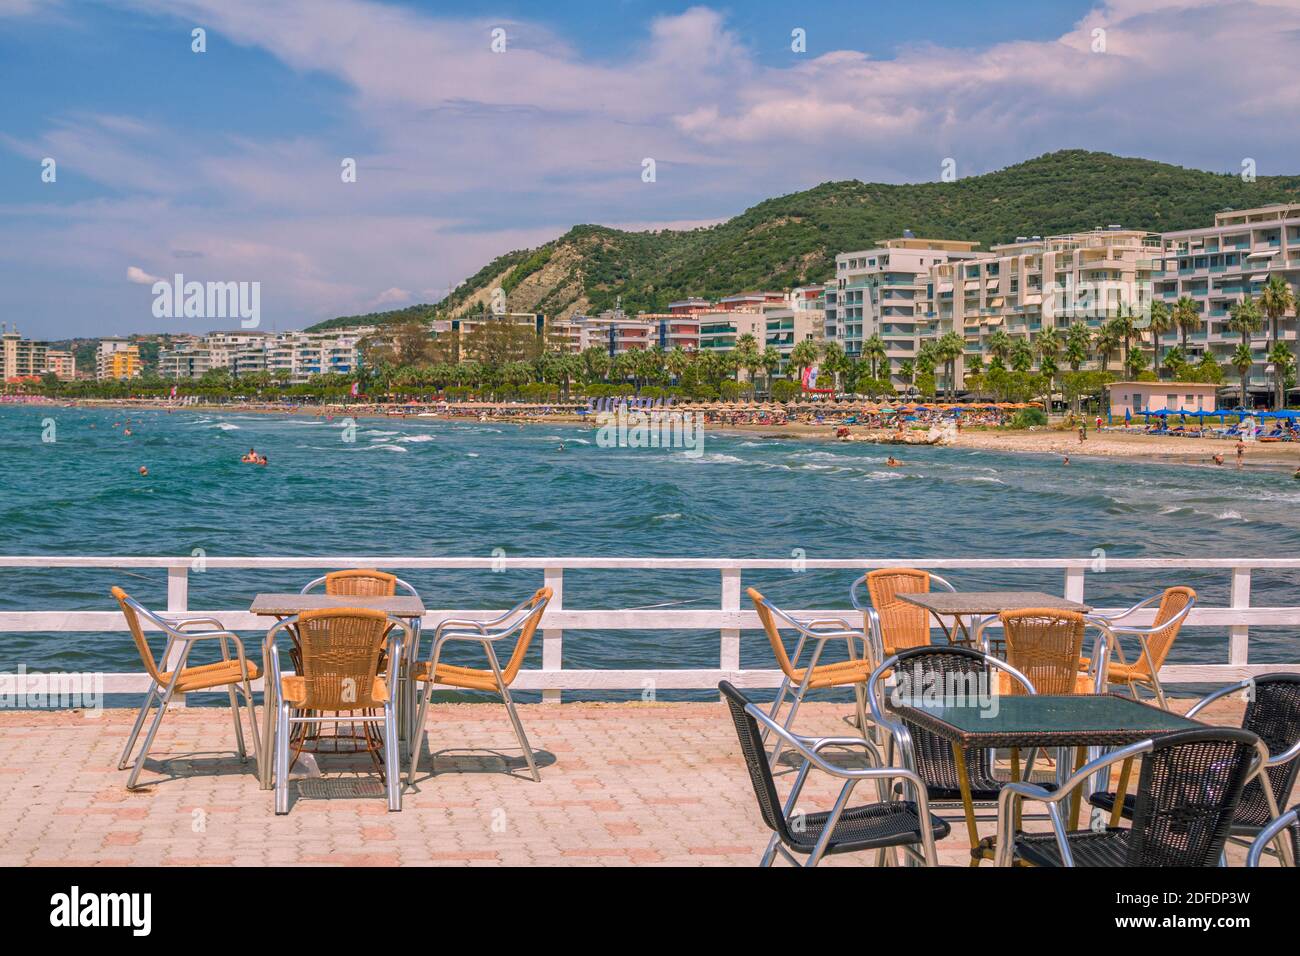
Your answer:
[0,696,1279,867]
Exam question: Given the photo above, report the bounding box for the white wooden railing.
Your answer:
[1,556,1298,703]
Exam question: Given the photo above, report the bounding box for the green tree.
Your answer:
[1171,295,1202,354]
[862,334,887,380]
[1231,341,1254,408]
[1146,300,1173,377]
[1064,322,1092,372]
[1260,275,1296,407]
[986,329,1013,370]
[1267,340,1294,411]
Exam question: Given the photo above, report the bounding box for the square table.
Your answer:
[897,590,1092,653]
[250,593,427,790]
[886,693,1205,863]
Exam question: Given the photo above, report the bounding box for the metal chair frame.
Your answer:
[724,682,943,867]
[994,730,1270,867]
[406,591,551,785]
[1247,806,1299,867]
[867,645,1043,830]
[116,592,259,791]
[749,590,870,768]
[265,614,409,814]
[1089,590,1196,709]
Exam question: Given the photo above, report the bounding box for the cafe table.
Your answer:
[896,590,1091,654]
[885,693,1205,864]
[250,593,426,790]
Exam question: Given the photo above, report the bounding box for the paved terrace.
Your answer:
[0,696,1286,867]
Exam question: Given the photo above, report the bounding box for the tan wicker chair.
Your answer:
[851,568,963,665]
[407,587,551,784]
[749,587,871,766]
[1080,586,1196,709]
[266,607,408,813]
[998,608,1096,695]
[113,587,259,790]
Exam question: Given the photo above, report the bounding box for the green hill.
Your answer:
[310,150,1300,330]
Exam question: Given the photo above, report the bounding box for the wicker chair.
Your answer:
[301,569,418,598]
[1080,586,1196,709]
[748,587,871,767]
[301,569,422,732]
[266,608,408,813]
[850,568,961,666]
[867,645,1037,848]
[407,587,551,784]
[113,587,259,790]
[999,608,1101,696]
[995,727,1268,867]
[1090,674,1300,863]
[719,681,949,867]
[1248,805,1299,866]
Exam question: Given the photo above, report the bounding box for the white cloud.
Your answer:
[10,0,1300,336]
[126,265,160,284]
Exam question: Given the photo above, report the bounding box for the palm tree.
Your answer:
[1260,275,1296,407]
[821,340,847,392]
[1268,340,1294,411]
[1146,300,1173,377]
[936,330,964,399]
[1108,308,1140,378]
[789,338,820,385]
[1231,341,1254,409]
[897,359,915,394]
[987,329,1013,370]
[1009,337,1033,373]
[1093,321,1121,373]
[1064,322,1092,372]
[862,333,887,380]
[759,346,781,395]
[1227,294,1263,343]
[1171,295,1201,354]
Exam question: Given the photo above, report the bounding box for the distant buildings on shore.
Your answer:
[6,203,1298,398]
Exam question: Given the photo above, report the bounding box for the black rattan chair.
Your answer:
[996,727,1268,867]
[1089,674,1300,856]
[868,646,1037,807]
[1247,805,1299,866]
[719,680,949,867]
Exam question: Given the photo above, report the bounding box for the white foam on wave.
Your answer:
[652,512,682,521]
[394,434,434,443]
[362,429,399,437]
[466,452,480,458]
[210,422,240,431]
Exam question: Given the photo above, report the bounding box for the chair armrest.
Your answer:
[167,616,229,632]
[1186,678,1253,719]
[1090,593,1162,624]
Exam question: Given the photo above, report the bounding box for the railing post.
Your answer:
[542,567,563,704]
[165,565,189,708]
[720,568,741,688]
[1064,566,1085,605]
[1230,567,1251,676]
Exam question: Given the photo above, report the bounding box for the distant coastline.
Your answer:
[7,396,1300,472]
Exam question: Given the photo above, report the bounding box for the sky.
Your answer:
[3,0,1300,339]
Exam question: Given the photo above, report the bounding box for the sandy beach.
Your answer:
[22,397,1300,472]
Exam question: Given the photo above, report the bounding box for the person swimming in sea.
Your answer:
[257,454,268,466]
[1063,456,1070,465]
[557,442,565,452]
[885,456,902,467]
[241,447,258,463]
[138,466,148,477]
[1212,453,1224,466]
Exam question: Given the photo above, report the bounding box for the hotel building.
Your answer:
[159,328,366,385]
[44,349,76,380]
[1157,203,1300,397]
[1,327,49,381]
[96,338,143,380]
[824,237,985,385]
[920,227,1162,386]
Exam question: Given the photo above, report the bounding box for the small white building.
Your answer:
[1110,381,1219,417]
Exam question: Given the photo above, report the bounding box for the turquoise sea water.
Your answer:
[2,405,1298,698]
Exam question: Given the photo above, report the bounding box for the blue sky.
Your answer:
[2,0,1299,338]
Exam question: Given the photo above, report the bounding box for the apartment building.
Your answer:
[825,237,985,384]
[158,328,367,385]
[1157,203,1300,397]
[44,349,76,380]
[96,338,142,380]
[917,227,1161,387]
[1,327,49,380]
